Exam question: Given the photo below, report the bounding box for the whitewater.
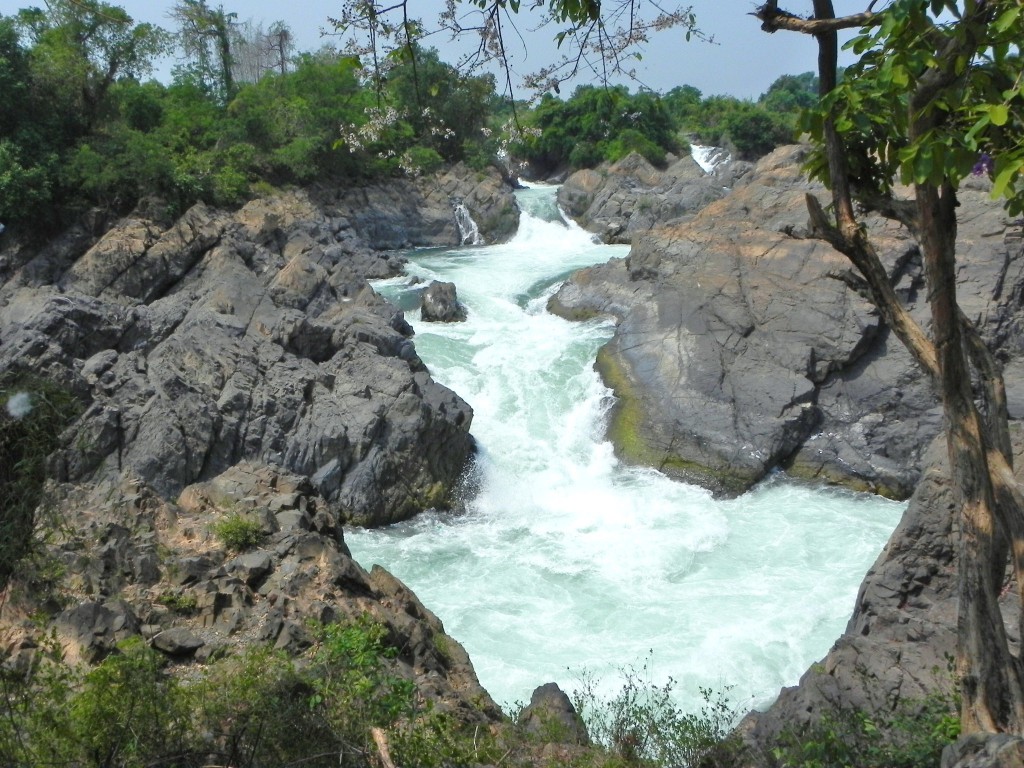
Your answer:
[347,184,904,715]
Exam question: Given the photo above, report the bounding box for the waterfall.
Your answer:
[351,183,903,713]
[691,144,732,174]
[454,200,483,245]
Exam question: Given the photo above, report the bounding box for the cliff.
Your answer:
[0,165,518,725]
[550,145,1024,499]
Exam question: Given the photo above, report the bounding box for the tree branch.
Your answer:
[752,3,879,35]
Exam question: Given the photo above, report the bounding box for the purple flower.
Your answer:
[972,152,994,176]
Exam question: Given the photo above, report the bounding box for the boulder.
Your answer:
[519,682,590,745]
[0,185,479,527]
[421,281,467,322]
[151,627,205,656]
[557,151,742,243]
[551,145,1024,497]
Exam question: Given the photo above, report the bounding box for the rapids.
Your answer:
[347,184,904,715]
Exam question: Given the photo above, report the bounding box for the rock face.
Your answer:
[0,168,517,526]
[737,428,1024,763]
[421,281,467,322]
[0,467,500,723]
[557,151,749,243]
[336,162,520,248]
[550,145,1024,497]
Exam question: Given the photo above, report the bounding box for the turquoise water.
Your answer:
[347,184,904,714]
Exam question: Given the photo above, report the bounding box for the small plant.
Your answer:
[770,690,960,768]
[211,513,264,551]
[572,656,746,767]
[156,592,198,615]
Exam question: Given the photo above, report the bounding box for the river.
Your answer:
[346,183,904,716]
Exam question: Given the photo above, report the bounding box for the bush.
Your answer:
[770,691,960,768]
[211,513,264,551]
[572,657,746,767]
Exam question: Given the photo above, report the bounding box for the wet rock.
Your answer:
[420,281,467,323]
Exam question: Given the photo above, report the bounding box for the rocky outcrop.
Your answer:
[556,151,749,243]
[335,162,520,248]
[737,427,1024,763]
[421,281,467,322]
[0,172,514,527]
[550,145,1024,497]
[0,466,500,723]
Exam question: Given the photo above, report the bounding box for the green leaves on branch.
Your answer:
[803,0,1024,213]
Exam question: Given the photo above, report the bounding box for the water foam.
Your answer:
[349,186,904,714]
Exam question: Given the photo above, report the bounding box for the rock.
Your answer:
[519,682,590,745]
[226,551,274,588]
[420,281,467,322]
[1,183,480,528]
[736,427,1024,762]
[942,733,1024,768]
[552,144,1024,497]
[557,152,737,243]
[151,627,205,656]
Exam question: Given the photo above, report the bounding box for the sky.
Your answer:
[0,1,854,100]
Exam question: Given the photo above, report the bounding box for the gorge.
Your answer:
[347,182,905,713]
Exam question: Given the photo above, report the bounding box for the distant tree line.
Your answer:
[0,0,815,236]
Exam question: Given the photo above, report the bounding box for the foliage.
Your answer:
[211,512,264,551]
[0,617,503,768]
[770,692,960,768]
[0,375,81,589]
[572,658,746,767]
[514,84,680,173]
[802,1,1024,213]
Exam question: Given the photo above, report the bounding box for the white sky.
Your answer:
[0,1,857,99]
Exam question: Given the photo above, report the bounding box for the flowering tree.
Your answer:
[755,0,1024,734]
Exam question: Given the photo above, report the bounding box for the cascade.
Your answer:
[691,144,731,174]
[454,200,483,245]
[349,183,903,714]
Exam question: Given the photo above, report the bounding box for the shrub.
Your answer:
[211,513,264,551]
[572,657,746,767]
[770,691,960,768]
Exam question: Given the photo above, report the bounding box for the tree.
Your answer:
[14,0,169,128]
[755,0,1024,735]
[171,0,237,100]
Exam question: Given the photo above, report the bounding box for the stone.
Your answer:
[226,551,274,588]
[420,281,467,322]
[519,682,590,745]
[151,627,205,656]
[552,144,1024,498]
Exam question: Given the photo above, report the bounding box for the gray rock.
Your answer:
[557,152,732,243]
[519,682,590,745]
[420,281,467,323]
[226,551,274,587]
[151,627,205,656]
[942,733,1024,768]
[1,183,480,528]
[552,144,1024,497]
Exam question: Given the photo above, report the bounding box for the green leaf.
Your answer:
[990,104,1009,126]
[991,164,1016,199]
[994,7,1020,33]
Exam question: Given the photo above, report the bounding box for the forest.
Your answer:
[0,0,814,236]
